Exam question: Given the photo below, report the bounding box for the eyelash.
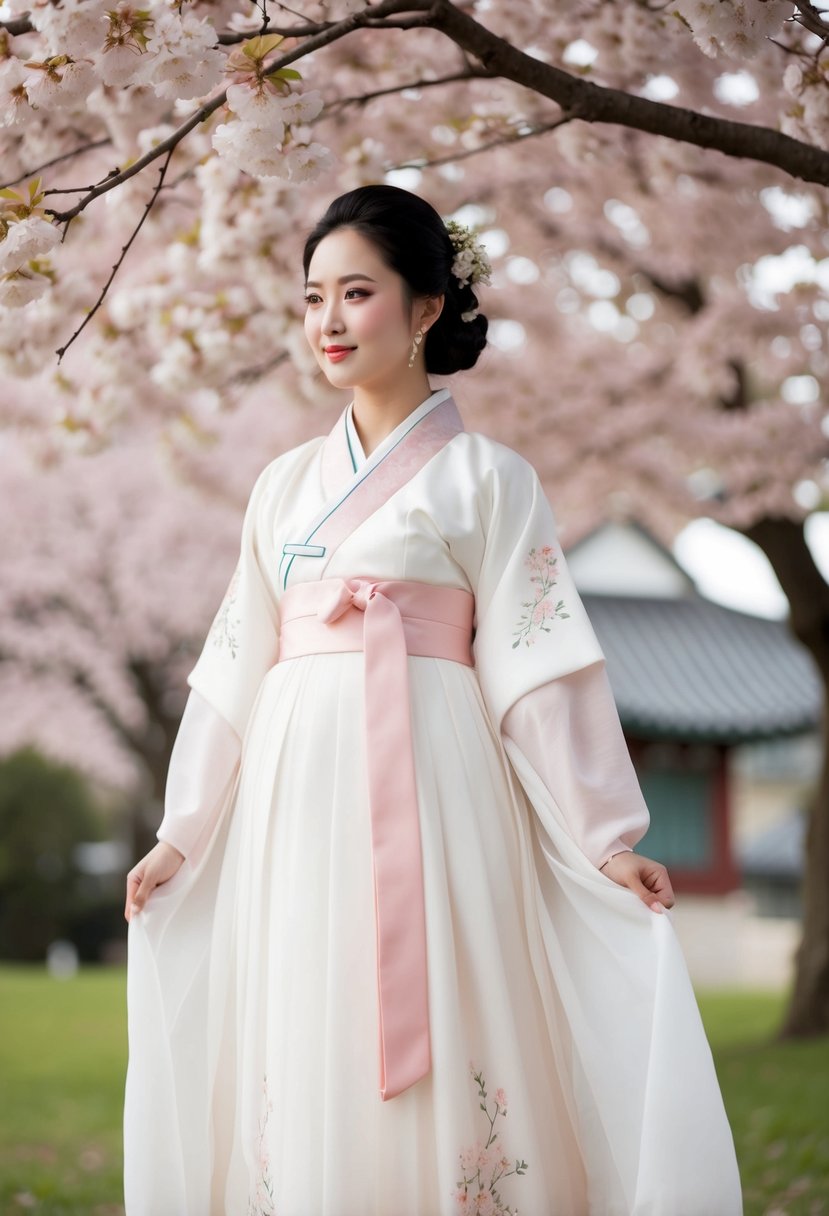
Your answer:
[304,288,370,305]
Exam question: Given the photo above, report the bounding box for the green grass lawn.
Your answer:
[0,965,127,1216]
[0,966,827,1214]
[697,989,829,1216]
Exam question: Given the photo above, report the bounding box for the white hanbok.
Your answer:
[124,389,743,1216]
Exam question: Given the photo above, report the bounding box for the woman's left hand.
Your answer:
[599,850,675,913]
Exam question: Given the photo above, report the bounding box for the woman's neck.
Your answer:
[351,380,435,458]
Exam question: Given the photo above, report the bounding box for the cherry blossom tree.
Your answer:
[0,402,330,855]
[2,0,829,1033]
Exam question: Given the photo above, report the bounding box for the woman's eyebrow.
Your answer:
[304,274,378,287]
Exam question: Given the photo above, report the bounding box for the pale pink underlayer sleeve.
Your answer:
[502,660,651,872]
[155,688,242,861]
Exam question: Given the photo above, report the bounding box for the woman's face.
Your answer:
[303,227,421,392]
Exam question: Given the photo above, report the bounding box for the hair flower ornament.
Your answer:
[445,220,492,324]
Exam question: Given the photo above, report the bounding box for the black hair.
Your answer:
[302,184,488,375]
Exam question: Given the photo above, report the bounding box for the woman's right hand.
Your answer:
[125,840,186,922]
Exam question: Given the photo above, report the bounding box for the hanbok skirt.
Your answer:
[124,654,743,1216]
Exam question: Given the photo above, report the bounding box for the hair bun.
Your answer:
[425,277,488,374]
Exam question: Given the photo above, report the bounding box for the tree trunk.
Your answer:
[742,516,829,1037]
[127,660,184,864]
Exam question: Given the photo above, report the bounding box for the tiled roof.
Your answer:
[582,593,822,743]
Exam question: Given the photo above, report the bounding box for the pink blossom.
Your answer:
[24,59,97,110]
[474,1192,496,1216]
[0,217,61,275]
[283,142,336,183]
[226,83,288,135]
[531,600,554,626]
[477,1141,500,1173]
[280,89,325,125]
[495,1087,508,1112]
[676,0,789,59]
[459,1143,477,1173]
[145,11,224,100]
[212,119,291,178]
[0,58,35,128]
[0,269,53,308]
[30,0,109,57]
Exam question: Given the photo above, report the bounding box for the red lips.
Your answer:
[324,345,355,363]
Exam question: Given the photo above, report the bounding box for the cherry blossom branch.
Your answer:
[390,113,577,171]
[55,146,174,363]
[790,2,829,41]
[216,21,332,45]
[229,350,290,385]
[0,137,110,192]
[361,13,434,28]
[15,0,829,211]
[325,68,493,113]
[42,0,423,225]
[427,0,829,187]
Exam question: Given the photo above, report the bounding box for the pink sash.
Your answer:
[278,576,475,1100]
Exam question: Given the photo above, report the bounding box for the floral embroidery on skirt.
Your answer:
[452,1065,528,1214]
[247,1073,276,1216]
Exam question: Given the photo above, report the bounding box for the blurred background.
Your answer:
[3,1,829,1213]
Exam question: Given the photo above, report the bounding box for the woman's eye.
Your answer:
[304,289,368,306]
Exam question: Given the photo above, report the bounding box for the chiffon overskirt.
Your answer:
[124,653,742,1215]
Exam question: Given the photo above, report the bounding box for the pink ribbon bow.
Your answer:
[317,577,381,623]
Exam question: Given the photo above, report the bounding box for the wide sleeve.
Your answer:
[155,689,241,862]
[464,452,743,1213]
[502,662,650,871]
[185,464,280,740]
[472,451,605,734]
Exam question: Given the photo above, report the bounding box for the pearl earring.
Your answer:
[408,328,424,368]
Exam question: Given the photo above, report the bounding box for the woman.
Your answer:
[123,184,742,1215]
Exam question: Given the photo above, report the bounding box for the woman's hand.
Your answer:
[125,841,186,922]
[599,850,675,913]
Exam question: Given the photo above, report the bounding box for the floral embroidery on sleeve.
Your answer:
[247,1072,276,1215]
[512,545,570,649]
[209,565,241,658]
[452,1065,528,1214]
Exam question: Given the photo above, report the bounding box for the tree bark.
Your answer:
[127,659,185,862]
[742,516,829,1037]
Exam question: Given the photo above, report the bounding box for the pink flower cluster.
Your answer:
[525,543,555,575]
[513,546,570,649]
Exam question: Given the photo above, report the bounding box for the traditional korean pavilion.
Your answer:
[566,522,822,895]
